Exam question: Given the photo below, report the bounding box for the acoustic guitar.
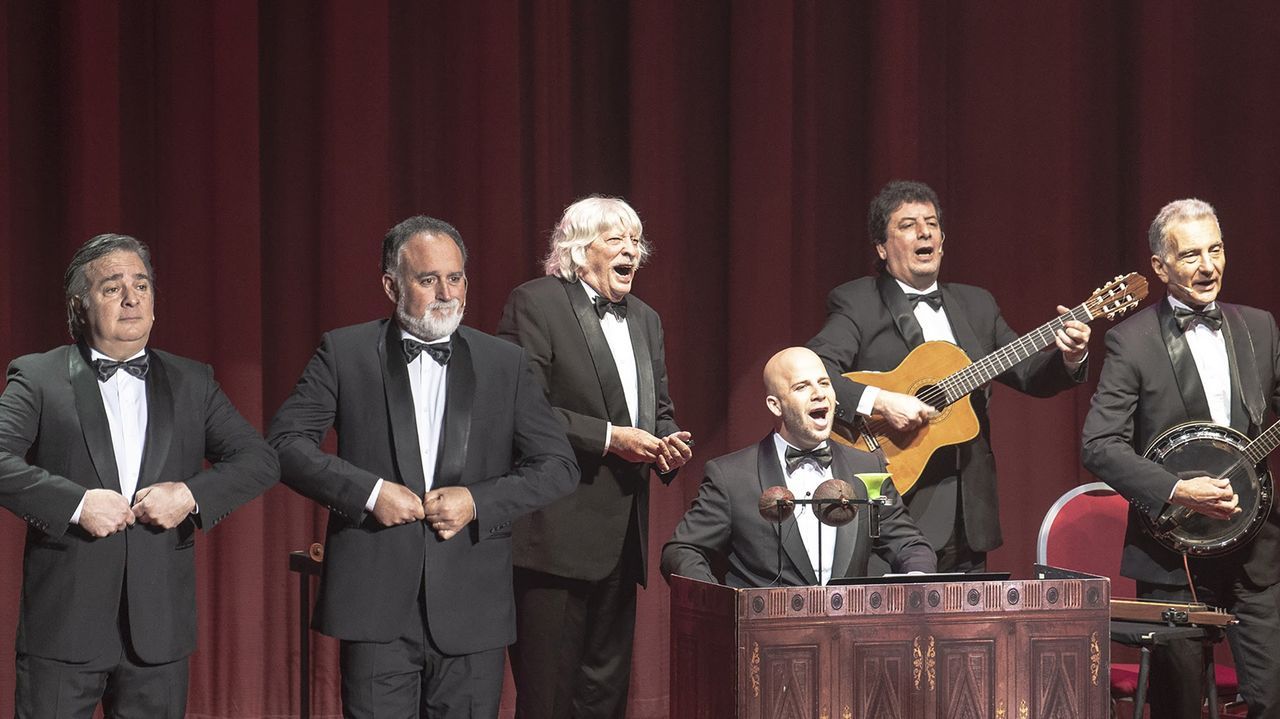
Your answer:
[831,273,1148,494]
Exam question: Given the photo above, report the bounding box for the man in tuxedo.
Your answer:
[497,196,692,719]
[0,233,278,718]
[661,347,935,588]
[807,180,1090,572]
[1082,199,1280,719]
[268,216,577,718]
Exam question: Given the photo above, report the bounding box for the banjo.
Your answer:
[1141,420,1278,556]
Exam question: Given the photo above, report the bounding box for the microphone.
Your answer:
[758,486,796,523]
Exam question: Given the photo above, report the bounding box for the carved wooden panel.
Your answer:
[669,575,1110,719]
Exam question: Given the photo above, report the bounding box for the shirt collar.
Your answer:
[89,347,147,362]
[1167,295,1218,313]
[895,278,939,295]
[398,326,452,345]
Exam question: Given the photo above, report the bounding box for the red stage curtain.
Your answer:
[3,1,1280,716]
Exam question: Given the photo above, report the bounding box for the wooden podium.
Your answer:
[669,573,1110,719]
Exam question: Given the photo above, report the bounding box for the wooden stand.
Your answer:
[669,573,1110,718]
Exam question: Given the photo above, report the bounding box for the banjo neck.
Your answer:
[1243,419,1280,466]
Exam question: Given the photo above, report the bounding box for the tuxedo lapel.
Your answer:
[563,280,631,426]
[939,284,985,361]
[828,447,867,578]
[379,321,427,494]
[1157,300,1214,421]
[627,313,657,434]
[1221,305,1264,433]
[68,345,121,492]
[876,273,925,349]
[137,350,174,492]
[434,331,475,488]
[756,436,818,586]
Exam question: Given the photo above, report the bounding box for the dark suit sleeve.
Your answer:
[497,284,609,456]
[467,353,579,531]
[182,368,280,528]
[660,460,731,584]
[1266,313,1280,418]
[0,360,86,538]
[268,333,383,523]
[807,287,874,414]
[873,481,937,573]
[1081,327,1180,517]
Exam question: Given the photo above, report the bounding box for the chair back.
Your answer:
[1036,481,1136,597]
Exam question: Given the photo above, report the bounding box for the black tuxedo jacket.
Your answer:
[0,345,278,664]
[1081,300,1280,586]
[660,436,935,587]
[807,274,1084,552]
[268,320,577,653]
[497,276,681,586]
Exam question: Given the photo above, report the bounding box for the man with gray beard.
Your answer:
[269,215,578,718]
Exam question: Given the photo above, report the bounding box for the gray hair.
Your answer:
[382,215,468,275]
[543,195,649,280]
[64,233,154,341]
[1148,199,1220,256]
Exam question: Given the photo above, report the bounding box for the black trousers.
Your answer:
[339,588,505,719]
[1139,575,1280,719]
[510,528,641,719]
[15,594,189,719]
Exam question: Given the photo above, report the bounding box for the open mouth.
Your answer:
[914,246,936,259]
[613,264,635,278]
[808,406,831,423]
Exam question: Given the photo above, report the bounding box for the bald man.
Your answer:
[661,348,934,588]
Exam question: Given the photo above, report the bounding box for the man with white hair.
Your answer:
[498,196,692,719]
[1083,199,1280,719]
[269,215,577,718]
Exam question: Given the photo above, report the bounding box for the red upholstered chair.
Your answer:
[1037,482,1241,719]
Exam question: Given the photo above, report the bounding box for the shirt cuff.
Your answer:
[365,478,385,513]
[1065,352,1088,374]
[856,386,881,417]
[603,422,613,457]
[69,494,87,525]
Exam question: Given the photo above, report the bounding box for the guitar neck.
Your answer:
[1244,420,1280,465]
[937,304,1092,405]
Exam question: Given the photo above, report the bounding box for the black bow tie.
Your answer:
[92,355,149,382]
[906,290,943,310]
[592,294,628,320]
[403,338,452,365]
[785,444,832,473]
[1173,304,1223,332]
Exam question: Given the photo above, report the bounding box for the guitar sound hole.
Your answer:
[913,384,943,412]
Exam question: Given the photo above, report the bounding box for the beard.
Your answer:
[780,402,829,447]
[398,297,464,342]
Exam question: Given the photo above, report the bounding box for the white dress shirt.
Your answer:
[1170,296,1232,427]
[857,280,957,416]
[365,329,450,511]
[71,348,149,524]
[772,433,836,585]
[581,280,640,453]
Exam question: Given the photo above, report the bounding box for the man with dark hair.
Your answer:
[0,233,279,717]
[661,347,935,588]
[497,196,692,719]
[808,180,1090,572]
[1082,199,1280,719]
[269,215,577,718]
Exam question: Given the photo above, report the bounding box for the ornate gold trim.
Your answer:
[750,642,761,697]
[1019,698,1029,718]
[926,636,936,691]
[1090,631,1101,685]
[996,700,1007,719]
[912,637,923,689]
[843,706,852,719]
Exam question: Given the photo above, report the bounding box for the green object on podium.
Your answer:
[855,472,891,500]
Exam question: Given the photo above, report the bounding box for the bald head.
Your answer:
[763,347,837,449]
